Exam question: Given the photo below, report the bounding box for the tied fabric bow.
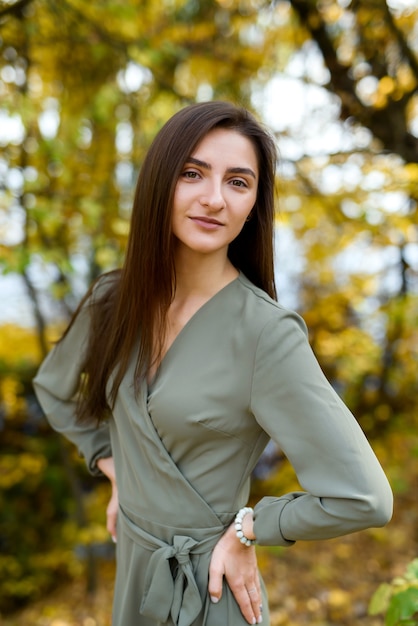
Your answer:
[140,535,203,626]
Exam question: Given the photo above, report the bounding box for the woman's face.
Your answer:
[171,128,259,260]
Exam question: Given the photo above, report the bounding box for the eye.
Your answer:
[181,170,200,180]
[230,179,248,188]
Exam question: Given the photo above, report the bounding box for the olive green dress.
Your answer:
[33,273,393,626]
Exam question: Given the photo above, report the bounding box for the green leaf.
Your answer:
[369,583,392,615]
[386,589,418,626]
[405,559,418,582]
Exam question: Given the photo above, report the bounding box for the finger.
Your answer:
[106,504,118,541]
[107,513,117,541]
[247,584,263,624]
[208,560,224,604]
[229,583,258,625]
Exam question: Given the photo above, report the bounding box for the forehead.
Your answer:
[191,128,259,169]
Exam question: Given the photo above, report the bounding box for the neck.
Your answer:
[173,249,238,298]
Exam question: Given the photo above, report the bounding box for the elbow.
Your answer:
[372,489,394,527]
[353,484,393,530]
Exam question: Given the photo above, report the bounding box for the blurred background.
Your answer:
[0,0,417,624]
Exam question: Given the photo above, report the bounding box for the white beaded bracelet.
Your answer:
[234,506,256,546]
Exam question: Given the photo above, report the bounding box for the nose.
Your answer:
[199,179,225,211]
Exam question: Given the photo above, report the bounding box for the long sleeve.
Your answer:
[33,292,112,476]
[250,312,393,546]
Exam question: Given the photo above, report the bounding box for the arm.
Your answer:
[33,287,112,475]
[250,313,393,546]
[33,291,116,540]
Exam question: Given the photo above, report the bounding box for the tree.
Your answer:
[288,0,418,164]
[269,0,418,429]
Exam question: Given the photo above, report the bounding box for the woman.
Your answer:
[33,101,393,626]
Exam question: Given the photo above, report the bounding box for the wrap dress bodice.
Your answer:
[33,272,393,626]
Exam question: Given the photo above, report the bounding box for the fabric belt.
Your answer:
[119,505,226,626]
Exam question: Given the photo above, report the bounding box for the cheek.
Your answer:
[171,189,184,220]
[172,185,191,212]
[235,194,256,222]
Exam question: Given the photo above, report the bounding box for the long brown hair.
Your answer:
[71,101,278,423]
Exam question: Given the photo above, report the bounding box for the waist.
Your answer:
[120,503,233,547]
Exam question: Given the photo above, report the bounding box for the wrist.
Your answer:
[234,506,256,546]
[97,456,116,482]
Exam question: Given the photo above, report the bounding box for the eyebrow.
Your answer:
[185,157,257,180]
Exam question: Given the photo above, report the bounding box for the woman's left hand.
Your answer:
[208,518,262,625]
[97,457,118,542]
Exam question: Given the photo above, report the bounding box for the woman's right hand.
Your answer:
[97,457,118,542]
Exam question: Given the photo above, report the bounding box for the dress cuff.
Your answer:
[80,423,112,477]
[253,493,305,546]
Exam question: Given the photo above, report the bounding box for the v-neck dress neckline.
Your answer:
[146,272,241,393]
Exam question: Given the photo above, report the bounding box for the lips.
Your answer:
[190,216,223,226]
